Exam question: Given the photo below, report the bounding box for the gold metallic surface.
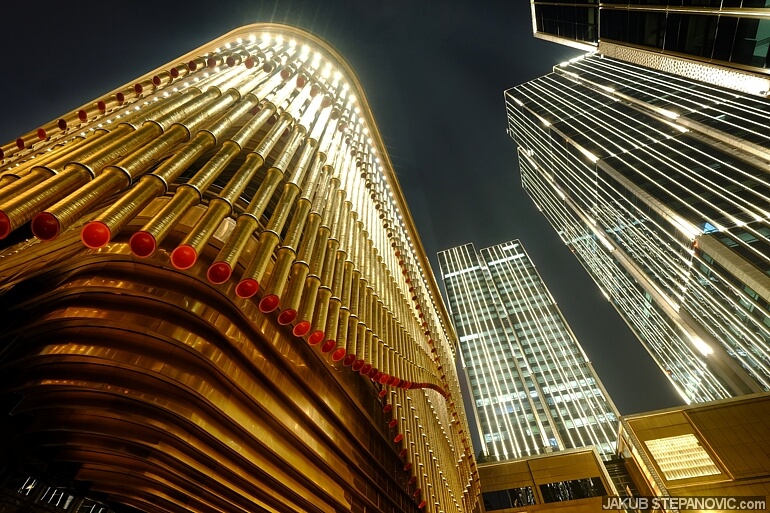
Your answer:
[0,23,478,513]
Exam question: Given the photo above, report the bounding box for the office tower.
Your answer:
[438,241,619,462]
[505,48,770,403]
[529,1,770,97]
[0,24,479,513]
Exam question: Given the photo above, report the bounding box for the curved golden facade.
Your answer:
[0,24,479,513]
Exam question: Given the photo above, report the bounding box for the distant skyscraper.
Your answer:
[438,241,619,461]
[505,48,770,403]
[529,1,770,97]
[0,24,478,513]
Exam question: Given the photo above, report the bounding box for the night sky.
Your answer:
[1,1,683,417]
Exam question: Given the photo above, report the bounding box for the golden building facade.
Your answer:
[618,392,770,510]
[0,24,478,513]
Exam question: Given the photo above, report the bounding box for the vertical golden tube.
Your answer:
[207,121,303,283]
[258,197,311,311]
[300,171,337,341]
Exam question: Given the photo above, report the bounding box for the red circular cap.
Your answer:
[0,211,11,239]
[16,138,25,149]
[394,434,403,443]
[280,68,291,80]
[399,448,408,458]
[388,419,398,429]
[134,83,143,94]
[236,278,259,298]
[259,294,279,312]
[188,60,198,71]
[58,119,67,130]
[226,56,236,67]
[408,476,418,485]
[244,57,255,69]
[321,340,335,353]
[389,376,400,387]
[152,75,161,86]
[383,404,393,413]
[78,109,88,121]
[262,62,274,72]
[296,75,307,88]
[207,261,232,284]
[308,330,324,345]
[170,67,180,78]
[342,354,356,367]
[97,101,106,112]
[31,212,60,241]
[404,462,413,471]
[171,245,197,269]
[37,128,47,140]
[413,488,422,498]
[360,363,372,375]
[369,369,379,380]
[293,320,311,337]
[207,57,217,68]
[379,373,390,384]
[418,500,427,509]
[352,359,364,372]
[129,231,156,258]
[332,347,346,361]
[310,84,320,96]
[81,221,111,248]
[116,92,125,104]
[267,114,277,125]
[321,96,332,108]
[278,309,297,325]
[378,389,388,398]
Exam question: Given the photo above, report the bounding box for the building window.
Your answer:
[645,434,721,480]
[482,487,536,511]
[539,477,606,503]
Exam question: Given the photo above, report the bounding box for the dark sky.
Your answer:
[1,1,683,416]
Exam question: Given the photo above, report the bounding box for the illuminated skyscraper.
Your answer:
[0,24,479,513]
[505,28,770,403]
[529,1,770,97]
[438,241,619,461]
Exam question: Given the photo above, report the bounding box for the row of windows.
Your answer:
[601,11,770,69]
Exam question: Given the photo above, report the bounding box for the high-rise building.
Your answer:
[529,1,770,97]
[437,241,619,462]
[505,41,770,402]
[0,24,479,513]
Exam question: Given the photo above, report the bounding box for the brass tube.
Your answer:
[34,168,129,241]
[277,157,330,325]
[80,175,166,249]
[0,168,53,204]
[342,313,358,366]
[171,199,231,270]
[235,183,299,298]
[236,127,316,294]
[321,249,346,354]
[1,88,212,239]
[89,93,254,255]
[281,215,320,328]
[134,98,272,254]
[207,215,259,284]
[129,142,240,254]
[0,164,92,239]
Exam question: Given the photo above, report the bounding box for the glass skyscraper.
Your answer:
[505,51,770,404]
[529,1,770,97]
[438,241,619,461]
